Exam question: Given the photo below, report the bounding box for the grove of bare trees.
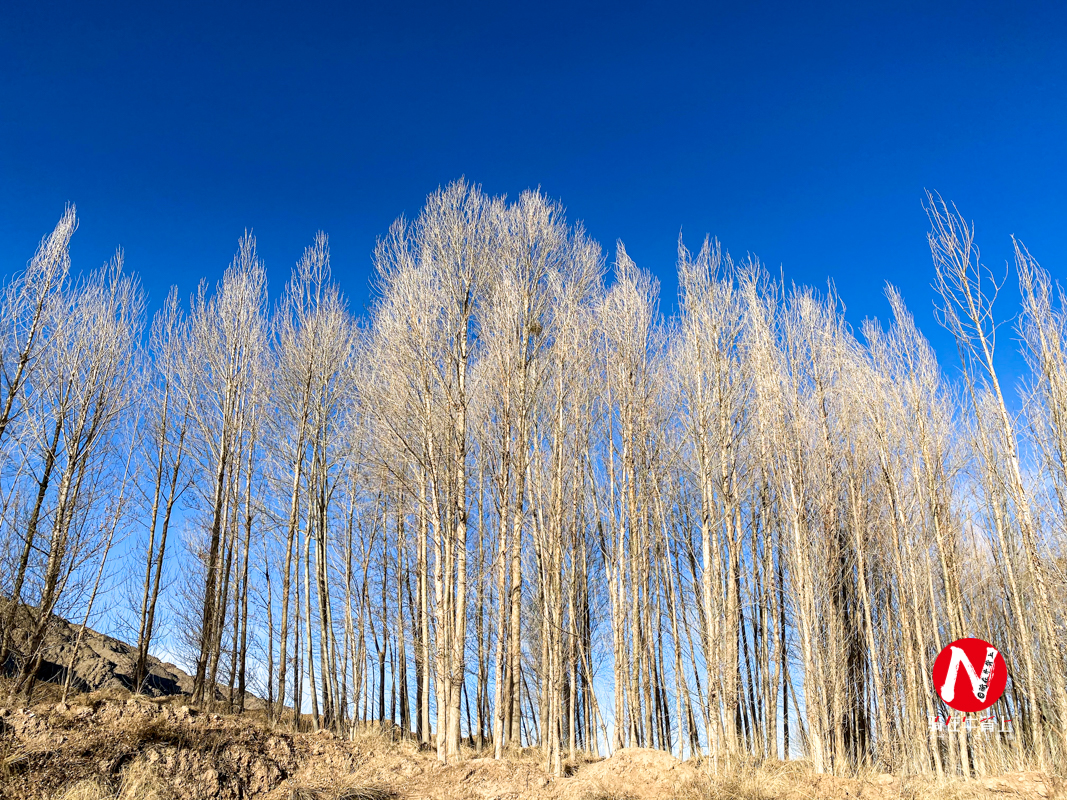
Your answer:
[1,185,1065,779]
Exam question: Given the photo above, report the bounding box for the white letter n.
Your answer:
[939,645,997,703]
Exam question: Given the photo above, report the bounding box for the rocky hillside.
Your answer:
[1,612,192,698]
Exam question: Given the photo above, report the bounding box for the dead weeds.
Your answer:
[0,690,1061,800]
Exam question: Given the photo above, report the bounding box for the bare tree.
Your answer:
[4,186,1064,778]
[177,233,267,705]
[9,251,144,699]
[133,287,190,690]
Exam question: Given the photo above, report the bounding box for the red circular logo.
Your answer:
[931,638,1006,712]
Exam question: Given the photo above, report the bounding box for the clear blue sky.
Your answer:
[2,0,1065,375]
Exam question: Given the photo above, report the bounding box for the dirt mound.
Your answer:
[982,773,1060,798]
[423,757,555,800]
[0,694,449,800]
[563,747,698,799]
[2,610,192,698]
[0,696,305,800]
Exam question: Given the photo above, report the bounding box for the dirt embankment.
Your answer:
[0,692,1061,800]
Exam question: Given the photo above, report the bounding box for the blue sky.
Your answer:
[2,0,1065,378]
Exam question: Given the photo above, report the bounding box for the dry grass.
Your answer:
[54,758,172,800]
[56,780,112,800]
[679,772,774,800]
[3,686,1061,800]
[345,721,423,763]
[286,785,401,800]
[673,756,1065,800]
[333,789,401,800]
[577,788,639,800]
[673,755,811,800]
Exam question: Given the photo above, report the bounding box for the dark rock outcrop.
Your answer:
[2,610,192,698]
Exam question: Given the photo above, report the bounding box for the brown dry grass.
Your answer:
[2,685,1061,800]
[285,786,401,800]
[575,789,639,800]
[54,758,172,800]
[674,757,1064,800]
[49,759,402,800]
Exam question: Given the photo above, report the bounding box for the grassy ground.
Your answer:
[0,682,1061,800]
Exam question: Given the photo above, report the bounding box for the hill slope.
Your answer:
[0,690,1060,800]
[2,611,192,699]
